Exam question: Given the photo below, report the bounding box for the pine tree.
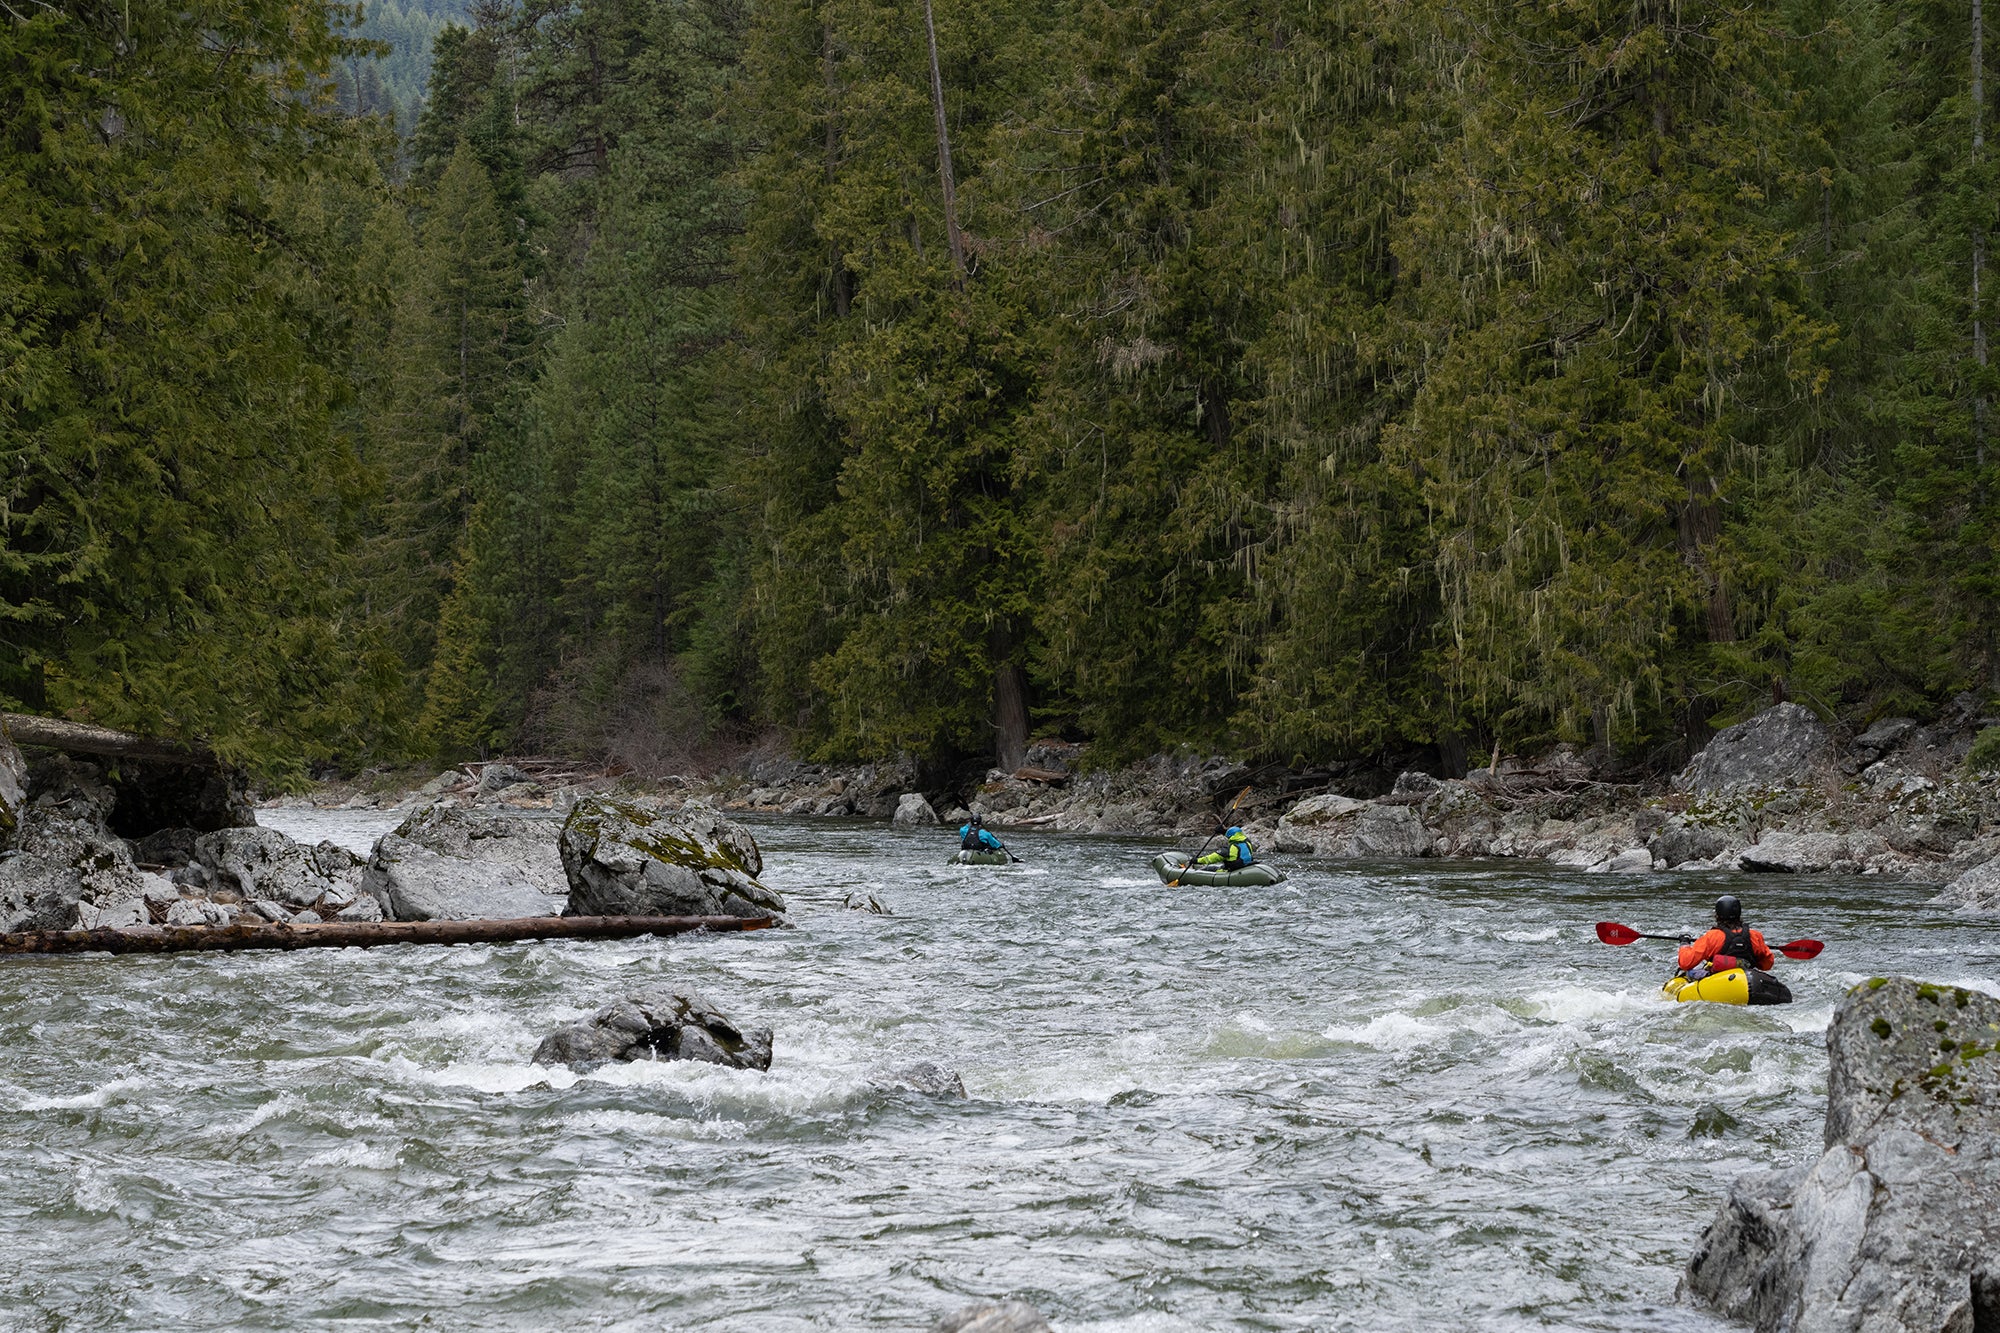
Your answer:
[374,138,529,745]
[0,0,394,776]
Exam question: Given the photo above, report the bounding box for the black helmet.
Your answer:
[969,813,983,827]
[1714,895,1743,924]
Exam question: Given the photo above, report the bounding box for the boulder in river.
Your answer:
[892,792,940,827]
[1681,976,2000,1331]
[390,801,568,895]
[1678,703,1834,796]
[532,988,773,1072]
[1935,851,2000,913]
[358,800,566,921]
[558,797,782,919]
[362,835,556,922]
[193,827,357,907]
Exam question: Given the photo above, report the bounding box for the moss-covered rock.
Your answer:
[558,797,783,920]
[1683,976,2000,1331]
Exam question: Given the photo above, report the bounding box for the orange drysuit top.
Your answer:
[1678,926,1775,972]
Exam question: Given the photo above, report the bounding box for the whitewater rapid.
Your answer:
[6,811,1995,1330]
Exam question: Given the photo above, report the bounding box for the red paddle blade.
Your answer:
[1778,938,1824,960]
[1595,921,1643,946]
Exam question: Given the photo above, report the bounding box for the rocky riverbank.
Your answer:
[0,728,784,935]
[20,696,1989,922]
[253,699,2000,913]
[698,700,2000,909]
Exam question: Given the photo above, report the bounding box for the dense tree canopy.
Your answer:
[5,0,1998,777]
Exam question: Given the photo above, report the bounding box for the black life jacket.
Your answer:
[1714,922,1757,971]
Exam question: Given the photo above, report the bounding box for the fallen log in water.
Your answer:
[0,914,780,957]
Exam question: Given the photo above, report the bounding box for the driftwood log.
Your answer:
[1,712,210,765]
[0,914,780,957]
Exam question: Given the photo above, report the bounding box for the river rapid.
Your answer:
[5,812,1997,1332]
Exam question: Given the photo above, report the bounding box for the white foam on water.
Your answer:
[1519,984,1659,1025]
[242,1091,303,1132]
[412,1058,579,1094]
[1320,1011,1453,1050]
[559,1108,751,1142]
[69,1163,118,1213]
[1498,927,1560,944]
[18,1074,153,1111]
[298,1140,401,1172]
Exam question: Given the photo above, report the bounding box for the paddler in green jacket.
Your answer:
[1196,827,1255,870]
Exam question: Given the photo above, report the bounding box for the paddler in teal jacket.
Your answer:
[959,814,1006,854]
[1196,827,1254,869]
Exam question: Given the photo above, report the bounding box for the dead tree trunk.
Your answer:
[0,914,780,957]
[2,713,210,765]
[922,0,966,282]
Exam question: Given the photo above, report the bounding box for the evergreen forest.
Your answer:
[4,0,1998,782]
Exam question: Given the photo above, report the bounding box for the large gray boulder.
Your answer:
[193,827,356,906]
[1681,977,2000,1331]
[1679,703,1834,796]
[1274,794,1431,858]
[1936,854,2000,913]
[362,835,558,921]
[559,797,782,919]
[1648,815,1740,869]
[1739,831,1846,875]
[532,988,772,1072]
[0,852,86,932]
[359,802,567,922]
[390,802,567,895]
[892,792,939,827]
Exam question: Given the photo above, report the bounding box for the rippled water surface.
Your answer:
[7,811,1998,1331]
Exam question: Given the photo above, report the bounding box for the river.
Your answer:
[5,808,1996,1331]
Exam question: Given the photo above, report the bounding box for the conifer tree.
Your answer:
[0,0,391,775]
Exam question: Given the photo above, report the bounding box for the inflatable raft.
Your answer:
[1663,968,1793,1006]
[1151,853,1287,887]
[954,849,1011,866]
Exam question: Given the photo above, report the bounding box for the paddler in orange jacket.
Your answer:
[1677,895,1777,975]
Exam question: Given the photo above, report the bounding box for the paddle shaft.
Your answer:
[1173,786,1255,885]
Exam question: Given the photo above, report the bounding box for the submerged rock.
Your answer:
[1678,703,1834,796]
[1681,976,2000,1331]
[532,988,773,1072]
[932,1302,1053,1333]
[886,1061,968,1099]
[558,797,782,919]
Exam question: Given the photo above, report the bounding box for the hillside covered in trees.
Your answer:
[3,0,1997,781]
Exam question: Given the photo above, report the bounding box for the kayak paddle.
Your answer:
[1170,785,1253,887]
[1594,921,1824,960]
